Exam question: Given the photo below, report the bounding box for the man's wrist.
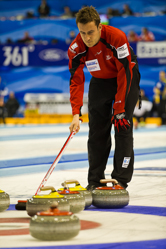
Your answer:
[73,114,79,118]
[114,109,125,116]
[73,114,79,120]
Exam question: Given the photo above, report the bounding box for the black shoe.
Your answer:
[86,185,98,191]
[116,181,127,189]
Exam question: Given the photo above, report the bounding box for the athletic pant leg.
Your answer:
[87,77,116,186]
[111,66,140,187]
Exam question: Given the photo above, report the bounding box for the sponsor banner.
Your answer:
[130,42,166,65]
[0,43,69,67]
[122,157,131,168]
[0,42,165,67]
[85,59,101,72]
[137,41,166,58]
[117,43,129,59]
[136,41,166,65]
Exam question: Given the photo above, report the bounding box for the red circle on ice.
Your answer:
[0,217,101,236]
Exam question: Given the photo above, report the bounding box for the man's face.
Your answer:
[160,71,165,81]
[77,21,102,47]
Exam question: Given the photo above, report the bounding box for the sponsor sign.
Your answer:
[71,42,78,50]
[85,59,101,72]
[137,41,166,58]
[122,157,131,168]
[0,43,69,67]
[39,49,65,61]
[117,43,129,59]
[0,42,165,67]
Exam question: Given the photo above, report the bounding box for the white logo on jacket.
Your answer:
[69,47,76,54]
[115,100,121,104]
[117,43,129,59]
[95,50,102,56]
[71,42,78,50]
[106,55,112,60]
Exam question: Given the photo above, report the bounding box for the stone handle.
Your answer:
[40,186,56,192]
[62,179,80,187]
[100,179,118,184]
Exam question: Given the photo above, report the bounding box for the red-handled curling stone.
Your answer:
[58,180,92,208]
[92,179,129,208]
[26,186,70,217]
[15,200,27,210]
[29,202,80,241]
[58,181,85,213]
[0,189,10,212]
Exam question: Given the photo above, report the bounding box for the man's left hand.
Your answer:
[69,114,80,134]
[111,112,130,132]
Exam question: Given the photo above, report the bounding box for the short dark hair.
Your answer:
[76,6,101,27]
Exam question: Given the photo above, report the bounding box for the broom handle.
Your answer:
[35,119,82,195]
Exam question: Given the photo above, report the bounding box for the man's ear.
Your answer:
[98,23,102,31]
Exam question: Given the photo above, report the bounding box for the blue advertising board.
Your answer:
[136,41,166,66]
[0,43,69,67]
[1,42,166,68]
[129,42,166,66]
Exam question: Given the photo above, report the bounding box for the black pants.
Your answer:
[87,65,140,188]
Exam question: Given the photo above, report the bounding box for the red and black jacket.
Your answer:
[68,24,137,116]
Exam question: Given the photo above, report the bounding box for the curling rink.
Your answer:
[0,122,166,249]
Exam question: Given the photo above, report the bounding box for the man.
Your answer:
[68,6,140,190]
[152,70,166,123]
[18,31,34,44]
[5,91,20,117]
[139,27,155,41]
[0,97,6,124]
[38,0,50,17]
[127,30,140,43]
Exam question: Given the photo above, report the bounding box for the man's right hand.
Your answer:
[69,114,80,134]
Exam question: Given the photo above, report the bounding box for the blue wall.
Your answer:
[110,15,166,41]
[0,15,166,44]
[0,0,166,17]
[0,19,79,43]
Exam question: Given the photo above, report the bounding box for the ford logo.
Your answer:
[39,49,65,61]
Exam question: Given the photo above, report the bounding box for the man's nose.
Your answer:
[85,34,90,41]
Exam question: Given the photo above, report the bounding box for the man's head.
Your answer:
[76,6,100,27]
[76,6,102,47]
[24,31,29,38]
[41,0,46,5]
[9,91,15,99]
[142,27,148,35]
[159,71,166,82]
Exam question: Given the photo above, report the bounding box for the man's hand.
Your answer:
[111,112,130,133]
[69,114,80,134]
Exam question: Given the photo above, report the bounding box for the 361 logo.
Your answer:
[2,45,34,66]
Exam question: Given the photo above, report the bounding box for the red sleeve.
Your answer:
[68,38,86,116]
[112,32,133,115]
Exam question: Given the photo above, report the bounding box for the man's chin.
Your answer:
[86,44,93,47]
[85,42,93,47]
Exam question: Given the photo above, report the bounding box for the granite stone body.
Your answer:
[0,190,10,212]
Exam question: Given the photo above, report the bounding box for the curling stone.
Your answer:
[26,186,70,217]
[15,200,27,210]
[0,189,10,212]
[58,181,85,213]
[29,202,80,241]
[92,179,129,208]
[59,180,92,208]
